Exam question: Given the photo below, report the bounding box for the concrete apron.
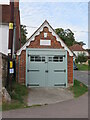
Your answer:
[27,88,74,106]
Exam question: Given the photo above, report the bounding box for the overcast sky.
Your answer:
[0,0,89,48]
[20,2,89,48]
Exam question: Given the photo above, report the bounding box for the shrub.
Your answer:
[88,60,90,66]
[75,58,78,63]
[77,53,87,64]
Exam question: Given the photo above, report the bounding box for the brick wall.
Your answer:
[67,52,73,84]
[16,27,73,85]
[16,51,26,84]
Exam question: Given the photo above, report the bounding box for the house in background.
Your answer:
[0,0,21,56]
[69,44,89,60]
[0,0,21,86]
[86,49,90,59]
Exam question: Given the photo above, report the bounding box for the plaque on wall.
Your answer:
[40,40,51,46]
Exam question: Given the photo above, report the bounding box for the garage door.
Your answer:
[26,49,67,87]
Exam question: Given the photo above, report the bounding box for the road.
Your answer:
[2,92,88,118]
[74,70,89,86]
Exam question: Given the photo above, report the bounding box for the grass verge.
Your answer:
[2,81,28,111]
[76,64,90,71]
[69,79,88,98]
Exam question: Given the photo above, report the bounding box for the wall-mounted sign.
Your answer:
[40,40,51,46]
[9,68,14,74]
[9,23,13,29]
[10,61,13,68]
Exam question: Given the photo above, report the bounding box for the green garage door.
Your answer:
[26,49,67,87]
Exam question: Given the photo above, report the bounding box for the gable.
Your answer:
[17,20,73,56]
[28,26,64,49]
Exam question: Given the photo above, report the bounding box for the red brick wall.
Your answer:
[28,27,64,49]
[16,51,26,84]
[67,52,73,84]
[16,27,73,85]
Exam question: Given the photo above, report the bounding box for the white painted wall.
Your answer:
[73,51,89,57]
[0,24,9,56]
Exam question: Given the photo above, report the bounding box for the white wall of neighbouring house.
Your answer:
[73,51,89,57]
[0,24,9,56]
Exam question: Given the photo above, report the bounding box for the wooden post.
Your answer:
[8,1,14,91]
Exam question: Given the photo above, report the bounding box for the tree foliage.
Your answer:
[55,28,86,47]
[77,53,87,64]
[77,41,86,46]
[88,60,90,66]
[20,25,28,46]
[55,28,76,46]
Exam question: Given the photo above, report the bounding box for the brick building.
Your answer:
[16,20,74,87]
[0,1,21,86]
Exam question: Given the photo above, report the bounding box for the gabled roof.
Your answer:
[16,20,73,56]
[69,44,86,51]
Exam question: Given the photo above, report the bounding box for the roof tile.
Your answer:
[69,44,85,51]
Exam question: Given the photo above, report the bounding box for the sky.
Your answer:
[0,0,89,48]
[19,2,88,48]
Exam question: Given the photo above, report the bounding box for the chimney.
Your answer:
[14,0,19,8]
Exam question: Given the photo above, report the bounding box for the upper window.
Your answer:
[48,56,63,62]
[44,33,47,38]
[30,56,45,62]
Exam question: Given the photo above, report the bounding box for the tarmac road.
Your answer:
[2,92,88,118]
[74,70,89,86]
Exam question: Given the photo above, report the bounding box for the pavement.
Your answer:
[2,92,88,118]
[74,70,89,86]
[27,88,74,106]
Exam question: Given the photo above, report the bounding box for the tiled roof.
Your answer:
[69,44,85,51]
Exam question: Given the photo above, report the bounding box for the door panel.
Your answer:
[27,55,47,87]
[26,49,67,87]
[47,55,66,87]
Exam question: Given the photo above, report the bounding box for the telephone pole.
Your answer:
[8,1,14,58]
[7,1,14,90]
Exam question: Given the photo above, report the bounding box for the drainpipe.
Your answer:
[18,55,20,82]
[13,24,16,59]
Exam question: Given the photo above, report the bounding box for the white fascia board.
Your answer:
[17,21,73,56]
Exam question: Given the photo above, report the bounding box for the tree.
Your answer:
[77,53,87,64]
[77,41,86,46]
[55,28,76,47]
[20,25,28,46]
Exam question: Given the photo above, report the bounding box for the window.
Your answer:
[48,57,53,62]
[53,56,58,62]
[30,56,45,62]
[35,56,41,62]
[44,33,47,38]
[30,56,34,61]
[42,57,45,62]
[59,57,63,62]
[48,56,64,62]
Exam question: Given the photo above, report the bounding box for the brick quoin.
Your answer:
[16,27,73,85]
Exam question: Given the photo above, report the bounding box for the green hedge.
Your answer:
[88,60,90,66]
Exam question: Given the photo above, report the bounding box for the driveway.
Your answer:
[74,70,89,86]
[2,92,88,118]
[27,88,73,106]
